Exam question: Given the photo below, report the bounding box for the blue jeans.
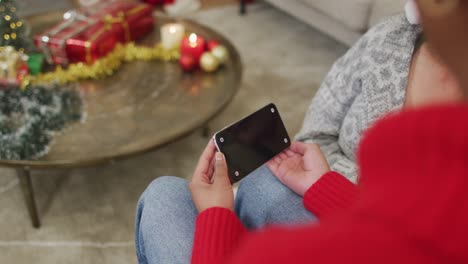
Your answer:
[135,166,317,264]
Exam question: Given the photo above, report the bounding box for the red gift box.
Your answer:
[34,2,154,65]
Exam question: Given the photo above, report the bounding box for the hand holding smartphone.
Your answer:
[213,103,291,183]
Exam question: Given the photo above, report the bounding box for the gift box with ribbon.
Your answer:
[34,2,154,65]
[0,46,29,87]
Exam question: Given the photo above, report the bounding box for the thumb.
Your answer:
[213,152,231,185]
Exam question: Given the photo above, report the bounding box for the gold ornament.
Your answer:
[21,43,180,89]
[0,46,28,83]
[200,52,220,73]
[211,45,229,64]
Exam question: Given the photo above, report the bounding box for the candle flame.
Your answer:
[169,26,176,34]
[63,12,72,20]
[189,33,197,43]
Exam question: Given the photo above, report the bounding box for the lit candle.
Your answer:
[160,23,185,49]
[181,33,205,63]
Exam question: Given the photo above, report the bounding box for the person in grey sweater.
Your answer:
[294,14,421,183]
[235,13,461,229]
[135,10,465,263]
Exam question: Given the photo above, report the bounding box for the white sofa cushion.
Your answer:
[369,0,406,27]
[299,0,374,32]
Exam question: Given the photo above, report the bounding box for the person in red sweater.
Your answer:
[188,0,468,263]
[135,1,468,263]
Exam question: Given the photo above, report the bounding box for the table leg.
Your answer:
[17,168,41,228]
[240,0,247,15]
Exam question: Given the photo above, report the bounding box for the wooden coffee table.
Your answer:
[0,13,242,228]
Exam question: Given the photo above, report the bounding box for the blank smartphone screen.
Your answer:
[215,103,290,183]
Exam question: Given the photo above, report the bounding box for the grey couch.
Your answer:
[264,0,407,46]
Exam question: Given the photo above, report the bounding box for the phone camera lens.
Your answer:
[271,108,275,113]
[235,171,240,177]
[220,137,225,143]
[284,138,288,143]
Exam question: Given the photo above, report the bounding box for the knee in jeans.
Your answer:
[264,198,288,222]
[236,176,258,205]
[143,176,188,202]
[236,166,283,202]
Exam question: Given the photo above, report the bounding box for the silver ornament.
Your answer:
[211,45,229,64]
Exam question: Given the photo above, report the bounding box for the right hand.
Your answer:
[189,140,234,213]
[267,142,330,196]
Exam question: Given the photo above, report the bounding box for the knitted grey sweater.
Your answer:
[295,14,421,183]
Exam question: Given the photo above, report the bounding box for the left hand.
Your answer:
[267,142,330,196]
[189,140,234,213]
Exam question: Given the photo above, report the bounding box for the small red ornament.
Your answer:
[206,40,220,52]
[16,63,30,84]
[179,53,197,72]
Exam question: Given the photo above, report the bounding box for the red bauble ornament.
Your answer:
[179,54,197,72]
[206,40,220,52]
[16,63,30,84]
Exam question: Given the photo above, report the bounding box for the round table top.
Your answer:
[0,12,242,169]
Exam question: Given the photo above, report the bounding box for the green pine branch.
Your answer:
[0,0,33,51]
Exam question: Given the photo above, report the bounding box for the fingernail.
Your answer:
[215,152,223,161]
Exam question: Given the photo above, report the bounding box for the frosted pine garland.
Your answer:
[0,86,82,160]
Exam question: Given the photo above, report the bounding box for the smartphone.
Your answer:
[213,103,291,183]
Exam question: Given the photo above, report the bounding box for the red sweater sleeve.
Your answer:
[303,171,358,218]
[191,172,357,264]
[191,207,248,264]
[192,207,423,264]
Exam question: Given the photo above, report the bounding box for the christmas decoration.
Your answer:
[22,43,179,88]
[181,33,205,63]
[16,62,28,81]
[0,0,33,52]
[211,45,229,64]
[177,34,229,73]
[200,52,219,73]
[206,39,219,52]
[0,85,83,160]
[179,53,197,72]
[0,45,29,86]
[34,2,154,65]
[26,53,45,76]
[160,23,185,49]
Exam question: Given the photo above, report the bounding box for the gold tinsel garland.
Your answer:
[21,42,180,89]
